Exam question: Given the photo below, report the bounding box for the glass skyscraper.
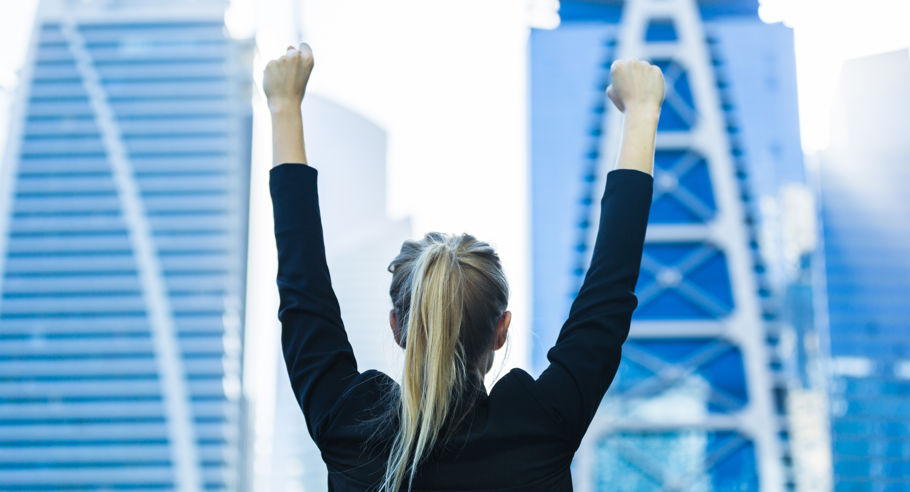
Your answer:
[0,1,253,490]
[529,0,807,490]
[817,48,910,492]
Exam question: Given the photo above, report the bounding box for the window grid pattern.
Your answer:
[820,135,910,489]
[0,17,251,491]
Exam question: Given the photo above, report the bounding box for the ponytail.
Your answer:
[379,232,510,491]
[384,242,466,491]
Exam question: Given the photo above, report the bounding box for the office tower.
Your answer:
[0,1,253,490]
[266,94,412,491]
[817,48,910,491]
[529,0,807,489]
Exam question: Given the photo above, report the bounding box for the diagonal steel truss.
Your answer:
[573,0,786,490]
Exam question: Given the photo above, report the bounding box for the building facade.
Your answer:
[817,48,910,492]
[529,0,807,490]
[0,1,253,490]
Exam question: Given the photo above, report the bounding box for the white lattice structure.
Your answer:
[571,0,787,490]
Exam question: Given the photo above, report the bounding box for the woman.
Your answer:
[265,43,664,491]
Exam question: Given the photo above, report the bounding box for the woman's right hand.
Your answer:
[265,43,312,167]
[263,43,315,114]
[606,59,665,116]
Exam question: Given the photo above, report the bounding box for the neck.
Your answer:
[465,370,486,395]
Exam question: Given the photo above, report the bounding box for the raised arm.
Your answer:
[531,60,664,445]
[265,44,360,445]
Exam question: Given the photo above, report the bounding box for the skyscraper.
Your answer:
[529,0,806,489]
[817,47,910,492]
[0,1,253,490]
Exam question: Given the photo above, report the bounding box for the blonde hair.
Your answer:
[378,232,509,491]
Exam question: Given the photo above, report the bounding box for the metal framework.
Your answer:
[573,0,785,490]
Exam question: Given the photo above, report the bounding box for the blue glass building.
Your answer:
[0,1,253,490]
[529,0,806,489]
[818,48,910,492]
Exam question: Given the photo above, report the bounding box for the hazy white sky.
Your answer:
[2,0,909,154]
[757,0,910,151]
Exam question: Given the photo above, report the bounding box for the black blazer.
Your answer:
[270,163,653,491]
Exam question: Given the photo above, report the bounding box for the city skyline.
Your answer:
[0,1,908,491]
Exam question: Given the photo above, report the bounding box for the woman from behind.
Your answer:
[265,42,665,491]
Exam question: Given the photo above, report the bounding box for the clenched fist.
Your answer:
[263,43,314,113]
[606,59,665,115]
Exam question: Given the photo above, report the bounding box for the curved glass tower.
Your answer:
[0,1,253,490]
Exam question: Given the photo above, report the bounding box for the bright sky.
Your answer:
[757,0,910,151]
[2,0,909,153]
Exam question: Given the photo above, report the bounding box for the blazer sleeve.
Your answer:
[270,163,360,445]
[531,168,653,446]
